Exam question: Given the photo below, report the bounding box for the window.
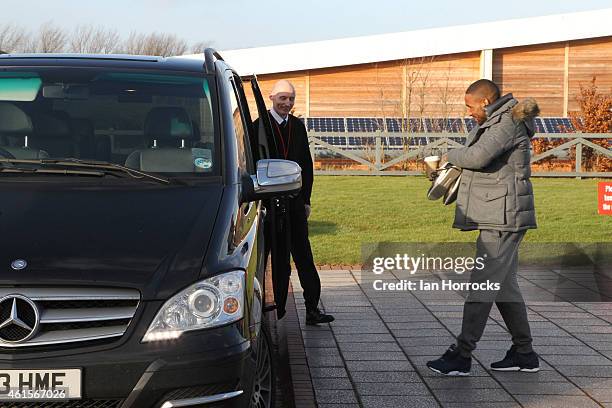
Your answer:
[0,69,217,175]
[227,73,254,174]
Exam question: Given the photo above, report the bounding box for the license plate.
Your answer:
[0,369,81,400]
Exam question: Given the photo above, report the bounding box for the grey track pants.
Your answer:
[457,229,534,358]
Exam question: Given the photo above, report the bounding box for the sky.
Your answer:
[1,0,611,51]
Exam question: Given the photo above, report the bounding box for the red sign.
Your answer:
[599,182,612,215]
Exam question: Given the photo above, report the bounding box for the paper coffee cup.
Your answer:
[424,156,440,178]
[424,155,440,169]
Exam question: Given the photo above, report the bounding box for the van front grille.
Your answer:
[0,287,140,348]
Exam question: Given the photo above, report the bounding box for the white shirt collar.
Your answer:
[269,109,288,125]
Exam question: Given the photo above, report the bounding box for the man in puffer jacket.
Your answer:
[427,79,541,376]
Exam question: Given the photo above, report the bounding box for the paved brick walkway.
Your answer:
[286,266,612,408]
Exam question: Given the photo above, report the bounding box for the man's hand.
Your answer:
[305,204,311,219]
[441,153,449,164]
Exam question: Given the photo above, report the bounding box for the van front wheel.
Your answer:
[250,323,275,408]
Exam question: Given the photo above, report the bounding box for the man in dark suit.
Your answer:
[266,80,333,325]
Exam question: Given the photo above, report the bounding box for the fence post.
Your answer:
[309,139,315,163]
[375,134,382,170]
[575,142,582,180]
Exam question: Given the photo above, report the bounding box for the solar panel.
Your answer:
[423,118,433,132]
[346,118,384,132]
[349,136,384,147]
[534,118,547,133]
[561,118,575,132]
[407,136,428,146]
[424,119,441,132]
[464,118,477,132]
[446,118,465,133]
[385,118,425,132]
[307,116,591,141]
[306,118,314,131]
[409,118,425,132]
[425,118,465,133]
[361,137,375,146]
[331,136,345,146]
[307,117,345,132]
[385,118,401,132]
[543,118,574,133]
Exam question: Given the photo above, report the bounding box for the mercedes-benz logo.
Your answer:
[0,295,39,343]
[10,259,27,270]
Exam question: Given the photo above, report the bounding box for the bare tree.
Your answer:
[416,62,432,121]
[1,21,204,56]
[30,21,68,53]
[191,40,212,54]
[121,31,188,56]
[0,23,28,53]
[436,62,460,130]
[155,32,188,56]
[70,25,120,54]
[121,32,147,55]
[399,56,434,132]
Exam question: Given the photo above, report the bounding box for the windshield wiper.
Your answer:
[0,165,105,177]
[0,158,172,184]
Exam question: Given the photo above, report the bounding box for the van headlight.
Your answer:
[142,270,245,342]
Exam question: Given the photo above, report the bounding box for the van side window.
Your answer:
[227,75,254,174]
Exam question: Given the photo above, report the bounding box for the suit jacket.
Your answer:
[266,112,314,205]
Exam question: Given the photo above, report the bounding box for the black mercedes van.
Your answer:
[0,50,299,407]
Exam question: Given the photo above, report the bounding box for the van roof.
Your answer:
[0,53,206,73]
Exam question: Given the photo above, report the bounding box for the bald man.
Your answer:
[265,80,334,325]
[427,79,540,376]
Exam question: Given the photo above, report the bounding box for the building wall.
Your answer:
[568,36,612,113]
[413,52,480,118]
[308,61,401,117]
[246,36,611,119]
[493,42,566,116]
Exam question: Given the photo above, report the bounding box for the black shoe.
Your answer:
[305,308,335,325]
[426,345,471,376]
[491,346,540,372]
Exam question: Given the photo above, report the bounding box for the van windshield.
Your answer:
[0,68,217,176]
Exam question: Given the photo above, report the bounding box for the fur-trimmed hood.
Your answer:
[512,97,540,138]
[512,98,540,121]
[483,94,540,138]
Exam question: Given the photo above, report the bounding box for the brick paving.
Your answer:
[283,265,612,408]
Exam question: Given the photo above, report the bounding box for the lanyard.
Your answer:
[271,117,292,159]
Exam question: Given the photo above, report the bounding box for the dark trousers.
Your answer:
[457,229,533,358]
[268,198,321,318]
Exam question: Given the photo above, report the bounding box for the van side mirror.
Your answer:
[243,159,302,202]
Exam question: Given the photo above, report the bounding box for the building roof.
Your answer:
[182,8,612,75]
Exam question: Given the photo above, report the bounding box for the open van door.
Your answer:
[248,75,289,318]
[248,76,279,160]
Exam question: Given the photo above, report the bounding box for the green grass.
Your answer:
[308,176,612,264]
